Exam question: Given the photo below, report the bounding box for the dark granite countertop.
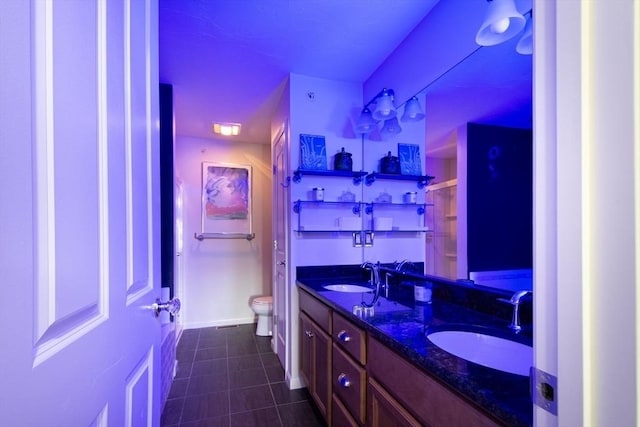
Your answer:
[296,265,533,427]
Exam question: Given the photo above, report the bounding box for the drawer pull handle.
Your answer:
[337,330,351,342]
[305,330,314,338]
[338,373,351,388]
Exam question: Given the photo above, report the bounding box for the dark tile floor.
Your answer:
[161,324,326,427]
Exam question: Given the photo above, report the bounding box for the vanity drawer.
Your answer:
[332,393,359,427]
[333,312,366,364]
[299,289,331,333]
[333,343,366,424]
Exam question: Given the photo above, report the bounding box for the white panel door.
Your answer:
[0,1,162,425]
[273,128,289,371]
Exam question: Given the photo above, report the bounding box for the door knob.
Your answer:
[278,261,286,266]
[153,298,181,317]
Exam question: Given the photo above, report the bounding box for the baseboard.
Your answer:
[183,317,255,330]
[287,372,306,390]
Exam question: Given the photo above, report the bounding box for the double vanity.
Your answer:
[296,264,533,427]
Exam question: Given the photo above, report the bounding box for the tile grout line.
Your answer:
[225,331,232,425]
[177,329,199,426]
[257,333,285,426]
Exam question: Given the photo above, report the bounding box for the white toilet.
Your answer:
[250,296,273,336]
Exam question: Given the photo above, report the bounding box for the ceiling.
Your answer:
[159,0,439,145]
[159,0,533,150]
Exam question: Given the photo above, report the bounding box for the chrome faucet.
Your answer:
[360,261,382,308]
[498,290,532,334]
[361,261,380,287]
[394,259,414,272]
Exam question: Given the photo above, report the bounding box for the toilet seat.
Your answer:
[253,296,272,305]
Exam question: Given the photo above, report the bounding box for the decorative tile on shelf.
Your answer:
[398,143,422,175]
[299,134,327,170]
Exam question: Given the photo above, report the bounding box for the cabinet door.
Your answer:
[368,378,421,427]
[314,320,332,420]
[300,312,331,420]
[300,313,313,389]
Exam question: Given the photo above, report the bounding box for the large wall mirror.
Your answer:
[422,35,533,292]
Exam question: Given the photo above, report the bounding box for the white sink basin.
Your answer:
[427,329,532,376]
[323,284,372,293]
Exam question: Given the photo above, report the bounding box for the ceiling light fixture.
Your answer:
[212,122,241,136]
[401,96,425,122]
[476,0,526,46]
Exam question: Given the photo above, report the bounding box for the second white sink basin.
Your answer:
[427,329,532,376]
[323,284,372,293]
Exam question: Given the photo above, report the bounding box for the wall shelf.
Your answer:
[293,169,368,185]
[365,202,430,215]
[293,200,362,214]
[365,172,435,188]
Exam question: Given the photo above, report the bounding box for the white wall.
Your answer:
[364,0,484,107]
[289,73,366,267]
[175,136,272,328]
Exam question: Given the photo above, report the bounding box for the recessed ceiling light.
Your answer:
[212,122,241,136]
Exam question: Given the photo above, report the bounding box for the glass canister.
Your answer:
[312,187,324,201]
[403,191,417,203]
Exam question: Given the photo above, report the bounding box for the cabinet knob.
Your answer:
[305,330,314,338]
[338,373,351,388]
[337,330,351,342]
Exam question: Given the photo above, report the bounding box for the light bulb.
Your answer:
[491,18,510,34]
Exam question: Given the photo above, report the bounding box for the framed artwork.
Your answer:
[200,162,253,235]
[398,143,422,175]
[299,134,327,170]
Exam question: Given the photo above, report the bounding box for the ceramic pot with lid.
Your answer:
[380,151,400,174]
[334,147,353,171]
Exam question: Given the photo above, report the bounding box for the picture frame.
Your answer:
[398,143,422,175]
[299,134,327,170]
[200,162,253,236]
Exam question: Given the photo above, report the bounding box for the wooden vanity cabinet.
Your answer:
[299,290,332,421]
[367,337,502,427]
[299,288,504,427]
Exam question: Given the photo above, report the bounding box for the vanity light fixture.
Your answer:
[355,88,426,137]
[515,14,533,55]
[212,121,241,136]
[475,0,526,47]
[400,96,425,122]
[371,88,397,121]
[380,117,402,138]
[354,107,378,135]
